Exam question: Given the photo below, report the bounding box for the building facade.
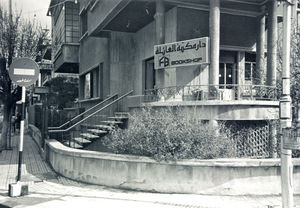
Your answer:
[48,0,298,157]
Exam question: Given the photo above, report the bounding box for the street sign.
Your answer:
[7,58,39,183]
[9,58,40,87]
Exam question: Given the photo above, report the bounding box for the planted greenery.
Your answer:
[103,107,236,161]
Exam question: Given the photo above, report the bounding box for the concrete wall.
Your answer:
[135,100,279,121]
[28,124,45,157]
[106,7,178,96]
[177,8,257,48]
[79,37,110,99]
[134,19,156,95]
[46,139,300,195]
[109,32,135,96]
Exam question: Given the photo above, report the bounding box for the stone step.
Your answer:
[80,133,99,140]
[107,116,128,120]
[101,120,123,125]
[64,141,83,149]
[114,112,129,117]
[91,124,114,131]
[73,137,92,144]
[87,129,107,135]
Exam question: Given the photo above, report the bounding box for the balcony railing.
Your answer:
[144,84,278,102]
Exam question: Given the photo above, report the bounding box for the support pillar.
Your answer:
[209,0,220,126]
[155,0,165,88]
[209,0,220,87]
[266,0,277,86]
[256,11,266,85]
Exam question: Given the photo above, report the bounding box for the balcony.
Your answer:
[143,84,278,102]
[53,43,79,73]
[127,85,279,121]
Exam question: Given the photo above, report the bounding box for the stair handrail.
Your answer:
[48,90,133,133]
[48,93,118,130]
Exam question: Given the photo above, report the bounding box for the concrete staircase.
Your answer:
[65,112,129,149]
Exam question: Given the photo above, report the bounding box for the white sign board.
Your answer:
[154,37,210,70]
[9,58,40,87]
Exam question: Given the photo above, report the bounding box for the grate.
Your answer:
[225,121,270,158]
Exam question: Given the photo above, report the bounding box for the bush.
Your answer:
[103,107,236,161]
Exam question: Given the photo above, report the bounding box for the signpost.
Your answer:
[8,58,39,184]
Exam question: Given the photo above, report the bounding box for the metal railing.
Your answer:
[48,93,118,130]
[144,84,278,102]
[48,91,133,146]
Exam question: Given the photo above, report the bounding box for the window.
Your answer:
[245,52,256,82]
[84,72,91,99]
[144,58,155,91]
[81,64,103,99]
[80,10,88,36]
[219,63,234,89]
[65,1,80,43]
[219,51,237,89]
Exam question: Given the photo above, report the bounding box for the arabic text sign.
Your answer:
[9,58,40,87]
[154,37,210,70]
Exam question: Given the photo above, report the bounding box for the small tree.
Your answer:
[0,6,49,150]
[44,76,79,109]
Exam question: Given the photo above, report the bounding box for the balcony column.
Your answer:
[209,0,220,128]
[154,0,165,89]
[256,10,266,85]
[209,0,220,87]
[266,0,277,86]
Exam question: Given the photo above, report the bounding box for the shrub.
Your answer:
[103,107,236,161]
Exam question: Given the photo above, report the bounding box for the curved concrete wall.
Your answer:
[46,140,300,195]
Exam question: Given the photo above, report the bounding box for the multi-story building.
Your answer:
[48,0,298,157]
[47,0,80,74]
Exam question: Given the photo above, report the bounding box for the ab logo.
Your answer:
[159,56,170,68]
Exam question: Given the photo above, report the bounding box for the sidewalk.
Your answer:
[0,133,299,208]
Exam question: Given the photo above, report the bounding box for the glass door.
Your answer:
[145,58,155,90]
[219,63,234,89]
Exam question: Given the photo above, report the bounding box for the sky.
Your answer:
[0,0,51,29]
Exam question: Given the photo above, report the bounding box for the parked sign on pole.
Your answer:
[8,58,39,182]
[9,57,40,87]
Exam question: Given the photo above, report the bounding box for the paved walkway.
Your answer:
[0,133,299,208]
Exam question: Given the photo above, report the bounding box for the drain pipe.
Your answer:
[280,0,293,207]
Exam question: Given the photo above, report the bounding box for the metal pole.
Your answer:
[17,86,26,182]
[7,0,13,150]
[280,1,293,207]
[9,0,12,24]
